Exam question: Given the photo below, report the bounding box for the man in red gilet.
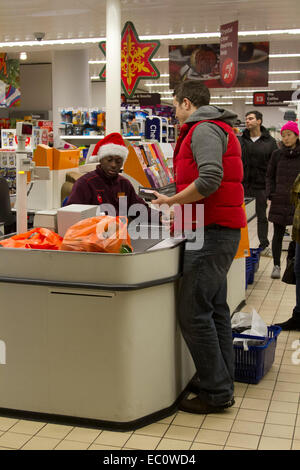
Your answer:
[153,81,246,414]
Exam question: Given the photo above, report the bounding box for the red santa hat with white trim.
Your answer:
[89,132,129,163]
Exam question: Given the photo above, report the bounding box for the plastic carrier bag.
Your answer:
[0,227,63,250]
[60,216,133,253]
[231,309,268,351]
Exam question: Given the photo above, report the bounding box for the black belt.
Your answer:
[205,224,239,231]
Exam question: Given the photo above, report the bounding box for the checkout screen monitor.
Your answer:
[21,123,33,136]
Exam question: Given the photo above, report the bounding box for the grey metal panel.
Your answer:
[0,284,49,412]
[0,242,183,285]
[0,281,195,422]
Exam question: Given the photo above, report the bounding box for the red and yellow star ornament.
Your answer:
[99,21,160,98]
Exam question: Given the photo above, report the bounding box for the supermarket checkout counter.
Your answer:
[0,233,195,431]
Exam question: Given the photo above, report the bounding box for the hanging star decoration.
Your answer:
[98,21,160,98]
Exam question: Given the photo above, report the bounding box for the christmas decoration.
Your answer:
[99,21,160,98]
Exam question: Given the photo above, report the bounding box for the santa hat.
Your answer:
[281,121,299,136]
[89,132,129,163]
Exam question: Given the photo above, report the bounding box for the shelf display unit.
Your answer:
[59,107,176,146]
[123,141,175,189]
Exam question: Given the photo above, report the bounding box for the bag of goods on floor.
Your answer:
[231,309,268,349]
[231,309,281,384]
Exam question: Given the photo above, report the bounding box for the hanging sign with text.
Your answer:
[121,93,161,106]
[253,91,293,106]
[220,20,239,88]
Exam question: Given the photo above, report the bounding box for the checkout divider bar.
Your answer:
[0,273,182,291]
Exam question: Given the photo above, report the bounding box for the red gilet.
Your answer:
[173,119,246,228]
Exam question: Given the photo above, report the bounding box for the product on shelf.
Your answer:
[121,108,148,137]
[124,142,175,190]
[60,108,106,137]
[78,146,89,165]
[0,149,26,195]
[0,117,53,150]
[60,106,176,143]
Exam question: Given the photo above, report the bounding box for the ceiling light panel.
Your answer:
[270,53,300,58]
[269,80,300,83]
[145,83,170,87]
[0,28,300,49]
[234,89,276,93]
[269,71,300,74]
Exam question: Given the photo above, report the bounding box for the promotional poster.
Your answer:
[169,41,269,89]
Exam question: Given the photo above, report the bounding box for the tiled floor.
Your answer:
[0,216,299,450]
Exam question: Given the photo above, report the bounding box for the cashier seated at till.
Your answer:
[66,132,159,223]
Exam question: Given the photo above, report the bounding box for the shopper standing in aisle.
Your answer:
[274,172,300,331]
[239,111,278,255]
[266,121,300,279]
[152,80,246,414]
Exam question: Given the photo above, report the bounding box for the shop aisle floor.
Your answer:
[0,216,299,451]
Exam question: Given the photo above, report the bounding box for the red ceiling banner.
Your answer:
[99,21,160,98]
[219,20,239,88]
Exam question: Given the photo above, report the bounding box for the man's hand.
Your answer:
[152,191,172,207]
[152,183,204,207]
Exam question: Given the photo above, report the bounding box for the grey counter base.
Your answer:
[0,275,195,428]
[0,385,190,432]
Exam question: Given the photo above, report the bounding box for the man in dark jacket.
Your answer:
[239,111,277,254]
[66,132,156,223]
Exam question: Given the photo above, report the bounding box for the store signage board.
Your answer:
[121,93,161,106]
[253,91,293,106]
[145,117,161,141]
[0,53,20,108]
[169,41,269,89]
[220,21,239,88]
[99,22,160,98]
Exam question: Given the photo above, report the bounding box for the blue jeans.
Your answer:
[293,242,300,317]
[178,226,241,406]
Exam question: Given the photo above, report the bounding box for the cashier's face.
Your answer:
[100,155,123,178]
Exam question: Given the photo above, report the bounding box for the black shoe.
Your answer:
[187,377,201,395]
[178,396,235,415]
[274,317,300,331]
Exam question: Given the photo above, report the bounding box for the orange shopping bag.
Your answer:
[60,216,133,253]
[0,227,63,250]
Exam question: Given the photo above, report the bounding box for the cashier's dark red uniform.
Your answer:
[66,165,151,216]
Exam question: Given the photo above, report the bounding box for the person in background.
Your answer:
[266,121,300,279]
[239,111,278,255]
[66,132,156,222]
[153,80,246,414]
[274,172,300,331]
